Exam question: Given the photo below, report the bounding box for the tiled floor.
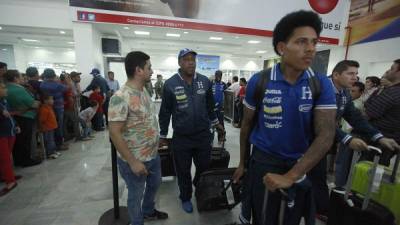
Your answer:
[0,123,325,225]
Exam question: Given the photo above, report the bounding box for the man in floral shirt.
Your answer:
[108,51,168,225]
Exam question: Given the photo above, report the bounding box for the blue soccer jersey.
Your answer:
[244,63,337,160]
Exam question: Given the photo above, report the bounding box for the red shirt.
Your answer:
[89,92,104,113]
[239,86,246,100]
[64,88,74,111]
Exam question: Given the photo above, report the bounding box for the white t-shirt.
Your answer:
[229,82,241,96]
[79,107,96,121]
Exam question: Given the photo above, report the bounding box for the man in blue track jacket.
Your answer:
[158,48,224,213]
[309,60,400,220]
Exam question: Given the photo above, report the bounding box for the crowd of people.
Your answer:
[0,63,121,197]
[1,9,399,225]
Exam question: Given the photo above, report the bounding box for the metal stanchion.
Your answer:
[98,141,129,225]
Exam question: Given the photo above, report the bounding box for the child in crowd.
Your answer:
[0,82,20,196]
[38,95,60,159]
[89,86,104,131]
[79,100,98,139]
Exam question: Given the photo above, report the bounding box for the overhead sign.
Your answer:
[70,0,350,45]
[196,54,220,77]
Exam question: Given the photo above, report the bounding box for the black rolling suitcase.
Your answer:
[158,139,176,177]
[327,146,396,225]
[195,168,242,212]
[210,140,230,169]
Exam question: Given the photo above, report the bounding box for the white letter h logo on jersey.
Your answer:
[197,81,203,89]
[302,86,312,100]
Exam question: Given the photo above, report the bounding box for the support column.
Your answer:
[72,22,104,88]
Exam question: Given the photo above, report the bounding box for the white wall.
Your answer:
[12,45,75,71]
[0,45,16,68]
[328,37,400,80]
[73,23,104,88]
[0,0,72,29]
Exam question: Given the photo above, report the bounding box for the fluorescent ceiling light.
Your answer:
[235,36,239,39]
[209,37,223,40]
[22,39,40,42]
[166,33,180,37]
[183,31,189,34]
[248,40,260,44]
[134,31,150,35]
[2,49,7,51]
[256,50,267,54]
[34,46,40,49]
[67,41,75,44]
[60,30,66,34]
[123,26,130,30]
[0,26,2,30]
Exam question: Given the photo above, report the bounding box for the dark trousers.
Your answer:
[308,156,329,216]
[172,130,212,201]
[233,102,239,124]
[249,148,315,225]
[63,110,81,141]
[216,107,224,127]
[103,97,110,126]
[238,102,244,126]
[53,107,64,146]
[13,116,35,166]
[91,112,104,130]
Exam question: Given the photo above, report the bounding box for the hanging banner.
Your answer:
[347,0,400,45]
[70,0,350,45]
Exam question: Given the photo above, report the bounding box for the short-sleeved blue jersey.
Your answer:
[244,63,337,160]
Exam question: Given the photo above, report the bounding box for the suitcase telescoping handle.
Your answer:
[261,175,306,225]
[344,145,382,210]
[390,151,399,183]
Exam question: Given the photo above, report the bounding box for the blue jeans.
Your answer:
[43,130,56,155]
[117,155,162,225]
[79,118,92,138]
[53,107,64,146]
[334,143,353,188]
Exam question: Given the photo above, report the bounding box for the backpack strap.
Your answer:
[242,69,271,169]
[305,68,321,102]
[308,75,321,102]
[253,68,272,117]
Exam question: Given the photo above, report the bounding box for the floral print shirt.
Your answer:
[108,84,159,162]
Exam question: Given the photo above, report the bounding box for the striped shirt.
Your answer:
[365,83,400,143]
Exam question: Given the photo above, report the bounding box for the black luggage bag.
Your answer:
[327,146,396,225]
[158,139,176,177]
[195,168,242,212]
[209,140,230,169]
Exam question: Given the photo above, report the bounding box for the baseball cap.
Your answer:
[178,48,197,59]
[90,68,100,75]
[42,68,57,79]
[69,71,82,77]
